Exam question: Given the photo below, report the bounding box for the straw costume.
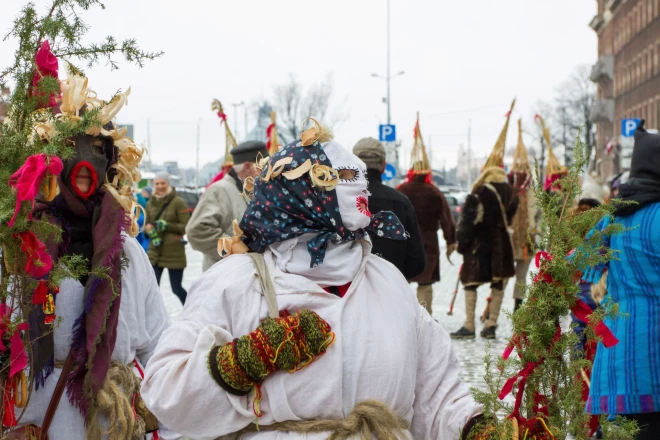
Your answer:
[142,122,485,439]
[207,99,238,186]
[507,119,540,311]
[397,113,457,316]
[5,43,171,439]
[536,115,567,192]
[452,100,519,340]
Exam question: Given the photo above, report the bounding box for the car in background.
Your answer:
[176,186,203,213]
[443,194,463,223]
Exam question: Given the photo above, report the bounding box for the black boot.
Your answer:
[480,326,496,339]
[450,326,476,339]
[514,298,523,312]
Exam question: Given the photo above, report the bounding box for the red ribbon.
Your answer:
[2,377,16,428]
[15,231,53,278]
[571,299,619,348]
[217,112,227,123]
[500,250,619,424]
[32,280,49,305]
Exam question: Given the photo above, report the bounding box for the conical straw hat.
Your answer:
[484,99,516,169]
[511,118,530,174]
[211,99,237,166]
[536,115,566,177]
[409,112,431,173]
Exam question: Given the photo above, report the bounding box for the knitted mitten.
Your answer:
[156,219,167,232]
[147,228,162,246]
[208,310,334,395]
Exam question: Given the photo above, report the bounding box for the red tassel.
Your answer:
[2,377,16,428]
[32,280,48,305]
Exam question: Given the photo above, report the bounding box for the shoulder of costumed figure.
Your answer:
[35,63,145,237]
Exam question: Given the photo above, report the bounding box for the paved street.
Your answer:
[157,236,524,394]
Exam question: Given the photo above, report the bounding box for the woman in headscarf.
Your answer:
[142,127,485,439]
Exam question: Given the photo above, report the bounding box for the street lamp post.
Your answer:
[232,101,245,140]
[371,0,404,176]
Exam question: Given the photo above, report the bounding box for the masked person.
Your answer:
[142,126,485,440]
[13,66,172,439]
[452,101,518,340]
[507,119,540,312]
[397,115,456,316]
[187,140,269,272]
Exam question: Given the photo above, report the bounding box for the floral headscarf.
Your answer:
[239,138,406,267]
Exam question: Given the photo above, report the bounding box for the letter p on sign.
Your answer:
[379,124,396,142]
[621,118,641,137]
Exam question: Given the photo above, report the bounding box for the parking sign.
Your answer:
[381,163,396,181]
[621,118,641,137]
[379,124,396,142]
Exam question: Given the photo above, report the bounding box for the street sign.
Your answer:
[382,163,396,181]
[621,118,640,137]
[379,124,396,142]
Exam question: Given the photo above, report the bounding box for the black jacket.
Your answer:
[365,169,426,280]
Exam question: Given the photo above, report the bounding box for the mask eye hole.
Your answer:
[91,138,105,155]
[337,167,359,182]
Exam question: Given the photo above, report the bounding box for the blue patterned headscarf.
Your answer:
[239,138,405,267]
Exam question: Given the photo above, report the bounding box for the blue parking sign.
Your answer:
[379,124,396,142]
[621,118,641,137]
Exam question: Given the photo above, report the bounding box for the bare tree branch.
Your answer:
[273,73,348,138]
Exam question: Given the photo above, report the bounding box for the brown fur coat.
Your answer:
[457,178,518,287]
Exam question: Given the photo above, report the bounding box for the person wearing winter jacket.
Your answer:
[353,137,426,280]
[451,166,518,339]
[145,171,190,304]
[583,121,660,440]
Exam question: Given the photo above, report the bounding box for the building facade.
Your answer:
[590,0,660,178]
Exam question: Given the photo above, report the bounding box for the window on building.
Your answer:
[654,44,659,76]
[643,2,647,27]
[643,52,647,81]
[650,0,654,23]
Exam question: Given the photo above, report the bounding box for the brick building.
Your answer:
[590,0,660,178]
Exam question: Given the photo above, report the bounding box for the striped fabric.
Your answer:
[587,202,660,415]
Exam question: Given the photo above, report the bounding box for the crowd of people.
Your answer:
[7,52,658,439]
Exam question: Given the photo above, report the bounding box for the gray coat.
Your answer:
[186,174,247,271]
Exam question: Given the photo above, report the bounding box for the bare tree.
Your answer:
[274,73,348,139]
[555,65,596,167]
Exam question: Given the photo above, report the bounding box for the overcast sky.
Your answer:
[1,0,597,171]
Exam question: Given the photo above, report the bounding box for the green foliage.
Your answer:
[0,0,159,397]
[470,134,636,439]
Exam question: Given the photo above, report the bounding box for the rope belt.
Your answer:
[233,400,410,440]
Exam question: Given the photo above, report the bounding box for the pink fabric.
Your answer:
[8,154,63,227]
[32,40,60,108]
